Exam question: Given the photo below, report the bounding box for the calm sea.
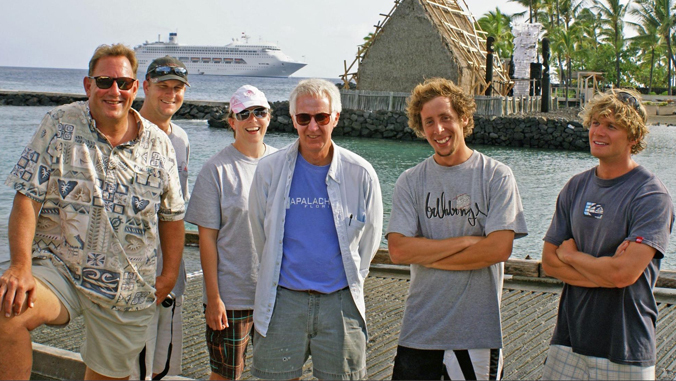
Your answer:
[1,66,676,270]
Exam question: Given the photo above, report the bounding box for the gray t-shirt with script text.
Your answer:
[387,151,527,350]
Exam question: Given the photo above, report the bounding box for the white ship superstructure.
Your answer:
[135,33,306,77]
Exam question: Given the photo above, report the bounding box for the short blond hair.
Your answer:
[88,44,138,77]
[580,88,649,154]
[407,78,476,138]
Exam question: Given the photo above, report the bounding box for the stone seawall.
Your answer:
[258,101,589,151]
[1,92,588,151]
[0,90,227,121]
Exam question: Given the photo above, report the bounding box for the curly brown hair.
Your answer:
[406,78,476,138]
[88,44,138,77]
[580,88,649,154]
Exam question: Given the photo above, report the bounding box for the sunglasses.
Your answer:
[616,91,641,112]
[149,66,188,78]
[88,76,136,90]
[295,113,332,126]
[234,107,269,121]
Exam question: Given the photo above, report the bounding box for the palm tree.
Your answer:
[559,0,586,28]
[477,8,515,59]
[594,0,631,87]
[575,7,604,69]
[550,25,582,105]
[629,20,661,92]
[510,0,544,22]
[630,0,676,94]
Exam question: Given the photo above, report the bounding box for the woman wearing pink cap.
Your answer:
[185,85,276,380]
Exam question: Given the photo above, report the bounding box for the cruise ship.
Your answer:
[134,33,306,77]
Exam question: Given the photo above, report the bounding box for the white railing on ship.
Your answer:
[339,89,558,116]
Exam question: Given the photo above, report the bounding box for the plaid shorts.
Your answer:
[204,308,254,379]
[542,344,655,380]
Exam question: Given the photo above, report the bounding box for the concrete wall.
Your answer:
[357,0,461,93]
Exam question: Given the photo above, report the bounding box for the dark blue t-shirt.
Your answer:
[544,165,674,366]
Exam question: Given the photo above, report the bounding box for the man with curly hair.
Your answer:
[542,89,674,380]
[387,78,527,380]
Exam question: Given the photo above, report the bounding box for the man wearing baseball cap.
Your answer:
[133,55,191,379]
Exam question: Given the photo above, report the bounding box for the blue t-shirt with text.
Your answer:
[279,153,348,292]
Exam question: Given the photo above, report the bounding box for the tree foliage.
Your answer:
[478,0,676,92]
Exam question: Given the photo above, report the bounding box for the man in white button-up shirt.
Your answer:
[248,78,383,380]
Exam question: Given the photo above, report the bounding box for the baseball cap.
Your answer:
[230,85,270,113]
[146,56,190,86]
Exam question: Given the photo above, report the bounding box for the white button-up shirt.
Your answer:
[249,139,383,337]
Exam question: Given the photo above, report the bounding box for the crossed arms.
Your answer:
[388,230,515,271]
[541,238,656,288]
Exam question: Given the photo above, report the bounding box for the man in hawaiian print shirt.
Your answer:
[0,43,185,380]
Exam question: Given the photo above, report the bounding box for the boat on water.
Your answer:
[134,32,306,78]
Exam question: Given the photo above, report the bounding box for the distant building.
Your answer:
[344,0,509,95]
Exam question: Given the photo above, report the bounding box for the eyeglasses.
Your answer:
[88,76,136,90]
[616,91,641,112]
[234,107,269,121]
[295,113,332,126]
[149,66,188,78]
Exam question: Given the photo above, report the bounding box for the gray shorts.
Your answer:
[33,258,156,378]
[130,296,184,379]
[252,286,367,380]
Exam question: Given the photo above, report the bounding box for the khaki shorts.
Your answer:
[33,258,156,378]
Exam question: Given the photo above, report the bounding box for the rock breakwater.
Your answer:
[1,92,588,151]
[253,101,589,151]
[0,91,226,121]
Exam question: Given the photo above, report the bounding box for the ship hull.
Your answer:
[134,37,306,78]
[137,60,306,78]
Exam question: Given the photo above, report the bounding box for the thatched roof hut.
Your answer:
[341,0,510,95]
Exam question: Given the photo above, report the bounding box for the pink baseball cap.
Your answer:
[229,85,270,113]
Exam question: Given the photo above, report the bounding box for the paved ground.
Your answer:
[31,260,676,380]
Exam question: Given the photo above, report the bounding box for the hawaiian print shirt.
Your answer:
[5,101,185,311]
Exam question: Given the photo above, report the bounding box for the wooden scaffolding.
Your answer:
[340,0,512,95]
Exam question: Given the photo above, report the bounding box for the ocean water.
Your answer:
[1,67,676,271]
[0,66,309,102]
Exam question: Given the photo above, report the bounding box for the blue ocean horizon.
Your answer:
[0,65,341,102]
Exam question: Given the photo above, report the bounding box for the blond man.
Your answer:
[542,89,674,380]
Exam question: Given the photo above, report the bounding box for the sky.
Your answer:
[0,0,526,79]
